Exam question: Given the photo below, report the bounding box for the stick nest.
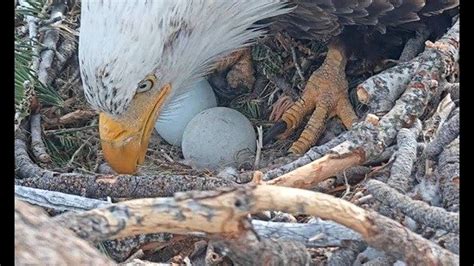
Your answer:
[15,2,459,264]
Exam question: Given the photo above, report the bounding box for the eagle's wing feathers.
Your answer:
[271,0,459,40]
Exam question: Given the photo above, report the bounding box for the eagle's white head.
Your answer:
[79,0,289,173]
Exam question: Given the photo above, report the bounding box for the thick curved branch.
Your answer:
[54,185,458,265]
[16,185,363,248]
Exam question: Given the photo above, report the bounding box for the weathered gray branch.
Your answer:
[15,185,110,212]
[437,137,459,212]
[386,120,421,193]
[356,59,421,115]
[37,2,66,86]
[15,135,237,198]
[367,179,459,233]
[445,82,459,100]
[424,109,459,159]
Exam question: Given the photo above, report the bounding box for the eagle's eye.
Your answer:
[136,75,156,93]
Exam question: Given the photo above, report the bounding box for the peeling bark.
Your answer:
[265,142,365,188]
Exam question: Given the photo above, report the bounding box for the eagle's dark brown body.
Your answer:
[272,0,458,41]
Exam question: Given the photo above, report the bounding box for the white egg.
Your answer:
[155,79,217,146]
[182,107,256,170]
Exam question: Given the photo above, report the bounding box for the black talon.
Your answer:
[263,121,287,146]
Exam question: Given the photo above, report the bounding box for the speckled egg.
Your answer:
[182,107,256,170]
[155,79,217,146]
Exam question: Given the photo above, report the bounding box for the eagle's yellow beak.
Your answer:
[99,84,171,174]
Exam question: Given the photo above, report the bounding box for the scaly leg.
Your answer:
[264,40,358,154]
[288,104,329,154]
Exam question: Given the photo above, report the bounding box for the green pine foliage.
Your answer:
[15,0,64,129]
[16,0,47,19]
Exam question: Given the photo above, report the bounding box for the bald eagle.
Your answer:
[79,0,458,174]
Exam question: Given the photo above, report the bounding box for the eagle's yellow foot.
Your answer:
[267,40,358,154]
[214,48,255,90]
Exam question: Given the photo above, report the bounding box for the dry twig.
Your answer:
[15,135,236,198]
[30,113,51,163]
